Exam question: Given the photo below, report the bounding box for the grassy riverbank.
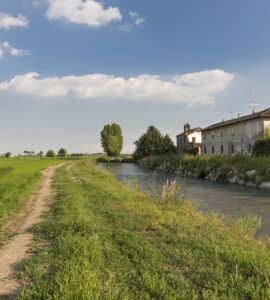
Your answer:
[17,159,270,299]
[139,154,270,187]
[0,158,60,243]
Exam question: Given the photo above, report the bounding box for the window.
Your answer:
[204,134,206,140]
[212,146,215,154]
[231,127,234,136]
[221,131,224,138]
[211,131,215,139]
[231,144,234,154]
[192,137,196,144]
[248,143,252,153]
[221,145,224,154]
[204,146,207,154]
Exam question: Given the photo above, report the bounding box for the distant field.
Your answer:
[17,159,270,300]
[0,158,60,242]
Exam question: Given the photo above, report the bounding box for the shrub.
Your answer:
[253,138,270,156]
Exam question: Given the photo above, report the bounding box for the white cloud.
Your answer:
[46,0,122,27]
[0,13,29,29]
[0,70,234,106]
[121,11,145,32]
[0,41,31,59]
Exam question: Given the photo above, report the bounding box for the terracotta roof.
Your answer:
[176,127,202,137]
[202,108,270,132]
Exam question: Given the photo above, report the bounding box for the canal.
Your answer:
[99,162,270,235]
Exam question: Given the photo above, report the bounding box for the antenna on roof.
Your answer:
[229,109,234,119]
[248,92,259,114]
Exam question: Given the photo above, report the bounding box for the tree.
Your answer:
[101,124,123,156]
[46,150,55,157]
[134,126,176,160]
[5,152,11,158]
[58,148,67,157]
[160,134,176,154]
[253,138,270,156]
[38,151,43,157]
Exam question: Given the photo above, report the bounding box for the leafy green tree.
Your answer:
[58,148,67,157]
[253,137,270,156]
[5,152,11,158]
[134,126,176,160]
[46,150,55,157]
[161,134,176,154]
[101,124,123,156]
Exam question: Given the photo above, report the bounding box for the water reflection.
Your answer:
[99,163,270,235]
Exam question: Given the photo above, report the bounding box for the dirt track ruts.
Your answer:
[0,163,64,299]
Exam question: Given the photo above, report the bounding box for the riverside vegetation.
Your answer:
[15,159,270,299]
[139,154,270,188]
[0,158,60,244]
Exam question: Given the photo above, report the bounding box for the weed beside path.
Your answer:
[18,159,270,300]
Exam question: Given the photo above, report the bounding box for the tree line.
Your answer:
[101,124,176,159]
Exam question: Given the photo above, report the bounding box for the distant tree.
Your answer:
[58,148,67,157]
[101,123,123,156]
[38,151,43,157]
[23,150,35,156]
[253,137,270,156]
[5,152,11,158]
[46,150,55,157]
[134,126,176,160]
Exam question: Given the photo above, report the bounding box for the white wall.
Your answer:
[187,131,202,143]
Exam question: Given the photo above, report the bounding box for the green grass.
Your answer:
[0,158,61,242]
[17,159,270,299]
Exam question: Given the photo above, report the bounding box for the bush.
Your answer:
[253,138,270,156]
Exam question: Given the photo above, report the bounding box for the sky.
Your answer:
[0,0,270,154]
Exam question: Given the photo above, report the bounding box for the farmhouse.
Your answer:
[176,124,202,154]
[202,108,270,156]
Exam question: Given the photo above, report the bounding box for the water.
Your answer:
[99,162,270,235]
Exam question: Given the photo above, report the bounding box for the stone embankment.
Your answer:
[139,155,270,189]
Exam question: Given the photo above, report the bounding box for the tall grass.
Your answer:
[17,159,270,299]
[0,158,60,242]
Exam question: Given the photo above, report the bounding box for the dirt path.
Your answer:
[0,163,64,299]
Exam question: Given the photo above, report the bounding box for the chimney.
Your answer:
[184,123,191,134]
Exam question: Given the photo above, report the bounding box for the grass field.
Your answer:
[17,159,270,299]
[0,158,60,243]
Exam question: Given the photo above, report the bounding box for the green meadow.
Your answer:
[0,158,60,243]
[17,159,270,300]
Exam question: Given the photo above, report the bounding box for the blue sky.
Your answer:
[0,0,270,154]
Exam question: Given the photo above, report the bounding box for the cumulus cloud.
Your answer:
[0,13,29,29]
[0,70,234,105]
[46,0,122,27]
[121,11,145,32]
[0,41,31,59]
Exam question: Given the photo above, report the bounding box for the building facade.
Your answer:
[176,124,202,154]
[202,108,270,156]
